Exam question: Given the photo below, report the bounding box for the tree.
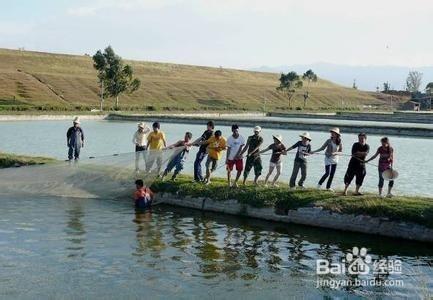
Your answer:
[92,50,107,111]
[302,69,318,108]
[277,71,303,108]
[426,82,433,94]
[406,71,423,93]
[383,82,391,92]
[92,46,141,110]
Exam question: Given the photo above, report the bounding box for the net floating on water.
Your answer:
[0,148,183,199]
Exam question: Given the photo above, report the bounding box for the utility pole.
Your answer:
[262,92,267,116]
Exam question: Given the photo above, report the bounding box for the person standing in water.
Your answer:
[132,122,151,172]
[240,126,263,185]
[312,128,343,191]
[366,137,395,198]
[287,132,312,189]
[226,124,245,187]
[259,134,287,186]
[66,117,84,161]
[343,133,370,196]
[192,121,215,182]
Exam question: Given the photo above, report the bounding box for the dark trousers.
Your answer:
[194,151,207,181]
[378,168,394,188]
[68,146,81,160]
[344,165,366,186]
[289,160,307,187]
[318,164,337,189]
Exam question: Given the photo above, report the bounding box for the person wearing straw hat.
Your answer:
[366,137,395,198]
[343,133,370,196]
[287,132,312,188]
[66,117,85,161]
[259,134,287,186]
[132,122,151,172]
[240,126,264,185]
[312,128,343,191]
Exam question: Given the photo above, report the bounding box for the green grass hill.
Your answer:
[0,48,396,112]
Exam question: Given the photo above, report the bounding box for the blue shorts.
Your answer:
[135,199,152,210]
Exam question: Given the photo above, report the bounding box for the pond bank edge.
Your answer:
[157,193,433,243]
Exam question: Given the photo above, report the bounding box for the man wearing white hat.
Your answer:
[287,132,312,188]
[240,126,264,185]
[132,122,151,171]
[66,117,85,161]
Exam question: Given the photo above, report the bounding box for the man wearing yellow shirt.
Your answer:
[146,122,167,174]
[201,130,227,185]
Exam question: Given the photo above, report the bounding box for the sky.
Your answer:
[0,0,432,69]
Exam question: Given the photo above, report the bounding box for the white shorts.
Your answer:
[269,161,282,168]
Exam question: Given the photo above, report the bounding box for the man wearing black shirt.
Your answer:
[343,133,370,196]
[192,121,214,182]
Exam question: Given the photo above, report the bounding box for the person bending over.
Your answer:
[161,132,193,181]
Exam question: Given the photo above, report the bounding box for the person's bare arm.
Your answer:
[365,149,379,162]
[312,140,328,153]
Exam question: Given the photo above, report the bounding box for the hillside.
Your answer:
[0,48,395,112]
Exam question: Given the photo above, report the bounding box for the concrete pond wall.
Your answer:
[107,113,433,138]
[156,193,433,243]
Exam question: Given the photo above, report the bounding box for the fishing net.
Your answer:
[0,148,183,199]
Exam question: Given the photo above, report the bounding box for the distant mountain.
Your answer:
[251,63,433,91]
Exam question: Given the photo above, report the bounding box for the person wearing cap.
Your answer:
[199,130,227,185]
[133,122,151,171]
[312,128,343,191]
[287,132,312,188]
[259,134,287,186]
[343,133,370,196]
[226,124,246,187]
[366,137,395,198]
[191,121,215,182]
[146,122,167,174]
[66,117,85,161]
[240,126,264,185]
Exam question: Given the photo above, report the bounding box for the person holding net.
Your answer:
[259,134,287,187]
[343,133,370,196]
[134,179,153,210]
[133,122,151,172]
[366,137,395,198]
[200,130,227,185]
[146,122,167,174]
[240,126,263,186]
[161,132,193,181]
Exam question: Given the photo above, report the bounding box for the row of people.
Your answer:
[67,118,395,199]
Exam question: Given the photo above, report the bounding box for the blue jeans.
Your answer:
[193,151,207,181]
[165,153,186,179]
[68,146,81,160]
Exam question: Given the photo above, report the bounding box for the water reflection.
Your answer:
[64,201,86,258]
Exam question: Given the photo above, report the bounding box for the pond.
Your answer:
[0,195,432,299]
[0,119,432,196]
[1,119,433,298]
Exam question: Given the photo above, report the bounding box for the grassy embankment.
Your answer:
[152,175,433,229]
[0,153,55,168]
[0,48,405,113]
[2,153,431,229]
